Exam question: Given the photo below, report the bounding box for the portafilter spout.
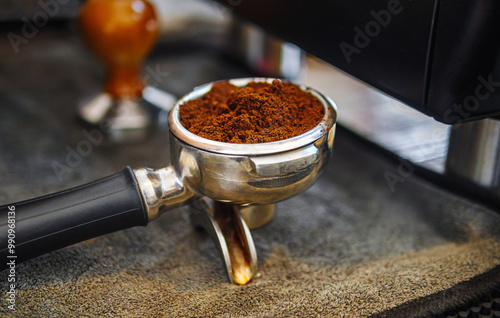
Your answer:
[0,78,337,285]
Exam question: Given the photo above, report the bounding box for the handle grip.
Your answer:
[0,167,147,269]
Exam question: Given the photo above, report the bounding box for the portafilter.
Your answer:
[0,78,337,285]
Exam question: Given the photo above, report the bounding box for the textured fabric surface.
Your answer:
[1,129,500,317]
[0,28,500,317]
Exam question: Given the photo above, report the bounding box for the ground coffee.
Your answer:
[179,80,324,143]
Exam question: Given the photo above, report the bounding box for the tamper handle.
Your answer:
[0,167,148,269]
[79,0,159,98]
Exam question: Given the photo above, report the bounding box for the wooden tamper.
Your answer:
[78,0,160,141]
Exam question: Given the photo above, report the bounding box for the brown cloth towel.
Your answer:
[1,130,499,317]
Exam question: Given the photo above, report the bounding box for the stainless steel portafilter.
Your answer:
[0,78,337,285]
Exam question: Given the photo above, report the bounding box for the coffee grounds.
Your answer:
[179,80,324,143]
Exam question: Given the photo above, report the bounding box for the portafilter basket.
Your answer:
[0,78,337,285]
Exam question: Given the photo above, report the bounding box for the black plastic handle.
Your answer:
[0,167,148,270]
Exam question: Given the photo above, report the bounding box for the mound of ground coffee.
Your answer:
[179,80,324,143]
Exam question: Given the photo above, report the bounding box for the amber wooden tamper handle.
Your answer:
[78,0,160,141]
[80,0,158,98]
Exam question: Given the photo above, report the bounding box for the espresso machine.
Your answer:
[0,0,499,317]
[218,0,500,207]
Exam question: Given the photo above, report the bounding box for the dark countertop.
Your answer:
[0,26,500,317]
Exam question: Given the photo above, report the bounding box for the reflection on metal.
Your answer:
[134,166,195,221]
[77,87,177,143]
[143,86,177,113]
[303,58,451,173]
[132,77,337,284]
[239,204,275,229]
[446,118,500,198]
[227,19,305,80]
